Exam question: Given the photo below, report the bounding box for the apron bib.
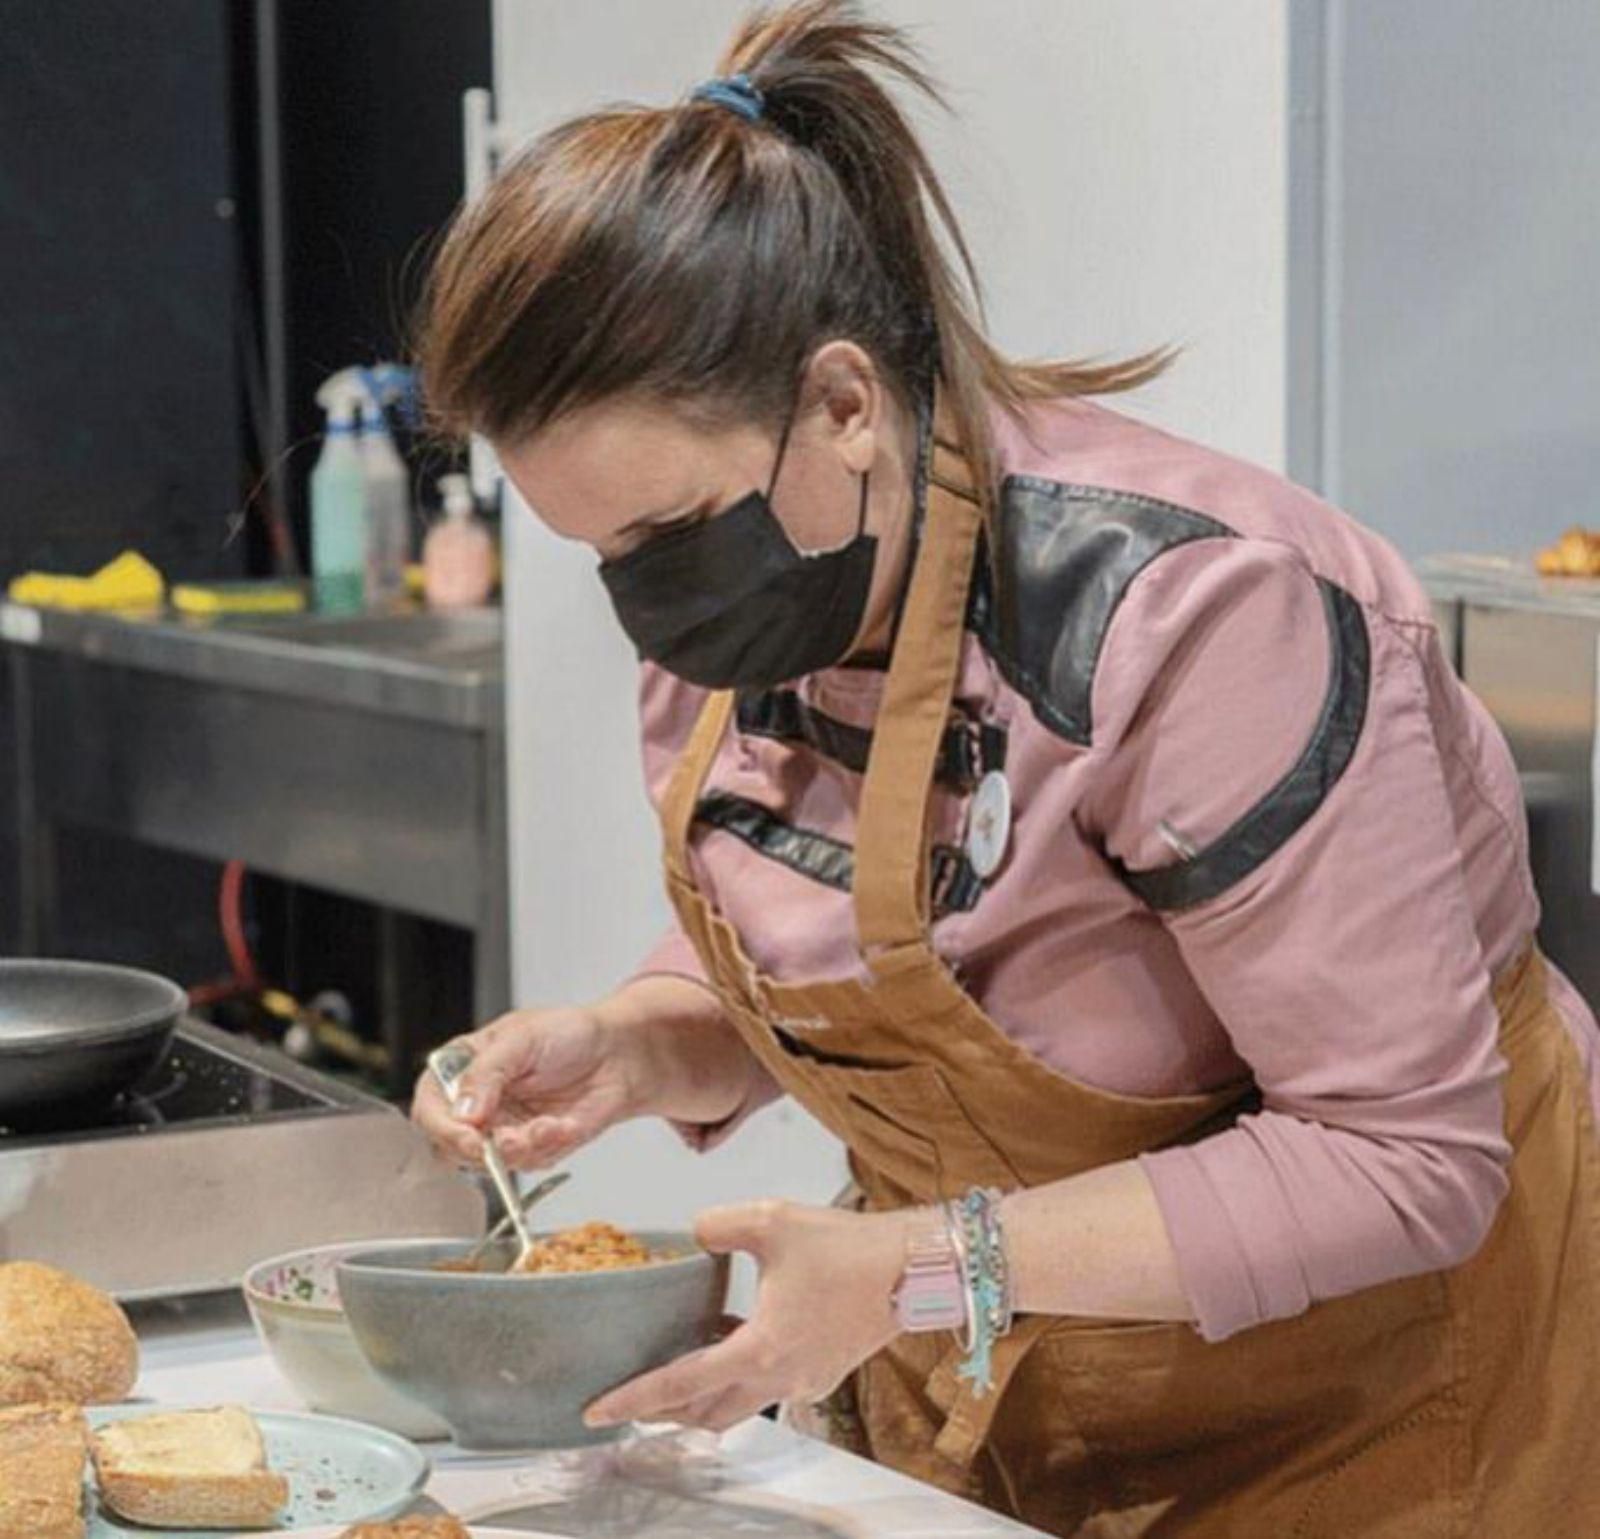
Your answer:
[656,419,1600,1536]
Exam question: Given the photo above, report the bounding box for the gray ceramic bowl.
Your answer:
[336,1235,729,1452]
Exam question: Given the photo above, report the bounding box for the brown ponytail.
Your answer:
[420,0,1175,513]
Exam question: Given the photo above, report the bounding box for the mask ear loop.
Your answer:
[765,402,798,500]
[767,393,874,557]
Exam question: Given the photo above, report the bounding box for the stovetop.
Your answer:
[0,1017,481,1298]
[0,1022,358,1145]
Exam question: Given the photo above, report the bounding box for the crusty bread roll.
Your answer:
[90,1406,288,1530]
[1536,525,1600,576]
[0,1263,138,1407]
[0,1402,88,1539]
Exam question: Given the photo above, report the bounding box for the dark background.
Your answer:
[0,2,491,1031]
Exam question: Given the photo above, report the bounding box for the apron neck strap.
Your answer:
[656,394,985,957]
[853,411,984,962]
[662,688,734,886]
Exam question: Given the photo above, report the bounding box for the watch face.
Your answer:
[896,1265,967,1333]
[894,1213,969,1333]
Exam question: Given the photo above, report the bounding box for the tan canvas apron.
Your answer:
[656,429,1600,1536]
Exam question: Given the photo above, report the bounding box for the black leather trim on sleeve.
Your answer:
[736,690,1006,791]
[1115,579,1371,912]
[694,790,984,915]
[981,477,1235,746]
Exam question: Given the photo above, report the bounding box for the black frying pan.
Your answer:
[0,959,187,1127]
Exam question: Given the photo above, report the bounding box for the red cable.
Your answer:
[220,859,262,992]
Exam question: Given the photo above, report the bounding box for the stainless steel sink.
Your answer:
[233,608,502,668]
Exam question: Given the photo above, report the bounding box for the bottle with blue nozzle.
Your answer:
[309,374,368,612]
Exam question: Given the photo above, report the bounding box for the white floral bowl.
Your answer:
[244,1241,453,1441]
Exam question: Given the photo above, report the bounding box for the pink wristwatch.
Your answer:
[892,1212,969,1334]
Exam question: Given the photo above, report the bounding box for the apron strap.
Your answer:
[657,395,985,963]
[925,1315,1054,1469]
[854,428,985,962]
[662,688,736,886]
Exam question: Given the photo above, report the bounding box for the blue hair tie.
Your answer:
[691,72,765,123]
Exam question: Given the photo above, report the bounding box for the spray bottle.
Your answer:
[309,373,369,612]
[357,389,411,609]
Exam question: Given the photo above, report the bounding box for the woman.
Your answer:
[411,3,1600,1533]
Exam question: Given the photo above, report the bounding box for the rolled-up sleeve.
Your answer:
[630,922,711,990]
[1082,539,1512,1342]
[630,921,781,1153]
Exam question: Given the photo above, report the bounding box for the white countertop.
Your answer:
[1420,552,1600,619]
[131,1297,1045,1538]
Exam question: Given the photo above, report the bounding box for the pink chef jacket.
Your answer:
[632,393,1600,1343]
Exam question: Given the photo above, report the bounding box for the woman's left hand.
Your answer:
[585,1199,908,1433]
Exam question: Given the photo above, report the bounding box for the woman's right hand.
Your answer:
[411,1005,643,1170]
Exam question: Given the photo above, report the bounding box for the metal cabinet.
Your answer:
[1462,606,1600,1008]
[1425,559,1600,1008]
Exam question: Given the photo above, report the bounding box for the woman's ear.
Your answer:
[801,339,882,477]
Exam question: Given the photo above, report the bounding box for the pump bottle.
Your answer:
[423,474,495,609]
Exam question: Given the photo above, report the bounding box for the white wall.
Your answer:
[1292,0,1600,557]
[872,0,1288,468]
[491,0,1290,1234]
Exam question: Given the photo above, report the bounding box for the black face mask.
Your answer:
[598,434,877,691]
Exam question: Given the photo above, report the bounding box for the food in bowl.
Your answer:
[430,1219,660,1275]
[514,1220,656,1273]
[243,1244,452,1441]
[337,1235,729,1451]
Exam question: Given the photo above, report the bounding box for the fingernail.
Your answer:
[584,1406,613,1428]
[455,1095,478,1120]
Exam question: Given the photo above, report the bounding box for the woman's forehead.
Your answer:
[497,399,763,536]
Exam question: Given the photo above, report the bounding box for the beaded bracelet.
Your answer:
[946,1186,1014,1396]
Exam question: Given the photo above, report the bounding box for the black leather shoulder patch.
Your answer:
[1116,579,1371,911]
[980,476,1234,745]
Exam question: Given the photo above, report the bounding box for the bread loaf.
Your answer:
[0,1262,138,1406]
[90,1405,289,1530]
[0,1402,88,1539]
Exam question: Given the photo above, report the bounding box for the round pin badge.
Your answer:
[964,769,1012,880]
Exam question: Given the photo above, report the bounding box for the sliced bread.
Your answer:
[0,1402,89,1539]
[90,1405,288,1530]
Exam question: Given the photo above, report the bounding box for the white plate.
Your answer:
[85,1405,430,1536]
[288,1516,556,1529]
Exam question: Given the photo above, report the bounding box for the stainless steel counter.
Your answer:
[1420,553,1600,622]
[0,602,503,727]
[1419,555,1600,1007]
[3,601,510,1083]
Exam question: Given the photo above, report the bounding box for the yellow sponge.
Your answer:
[8,550,165,612]
[171,581,307,616]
